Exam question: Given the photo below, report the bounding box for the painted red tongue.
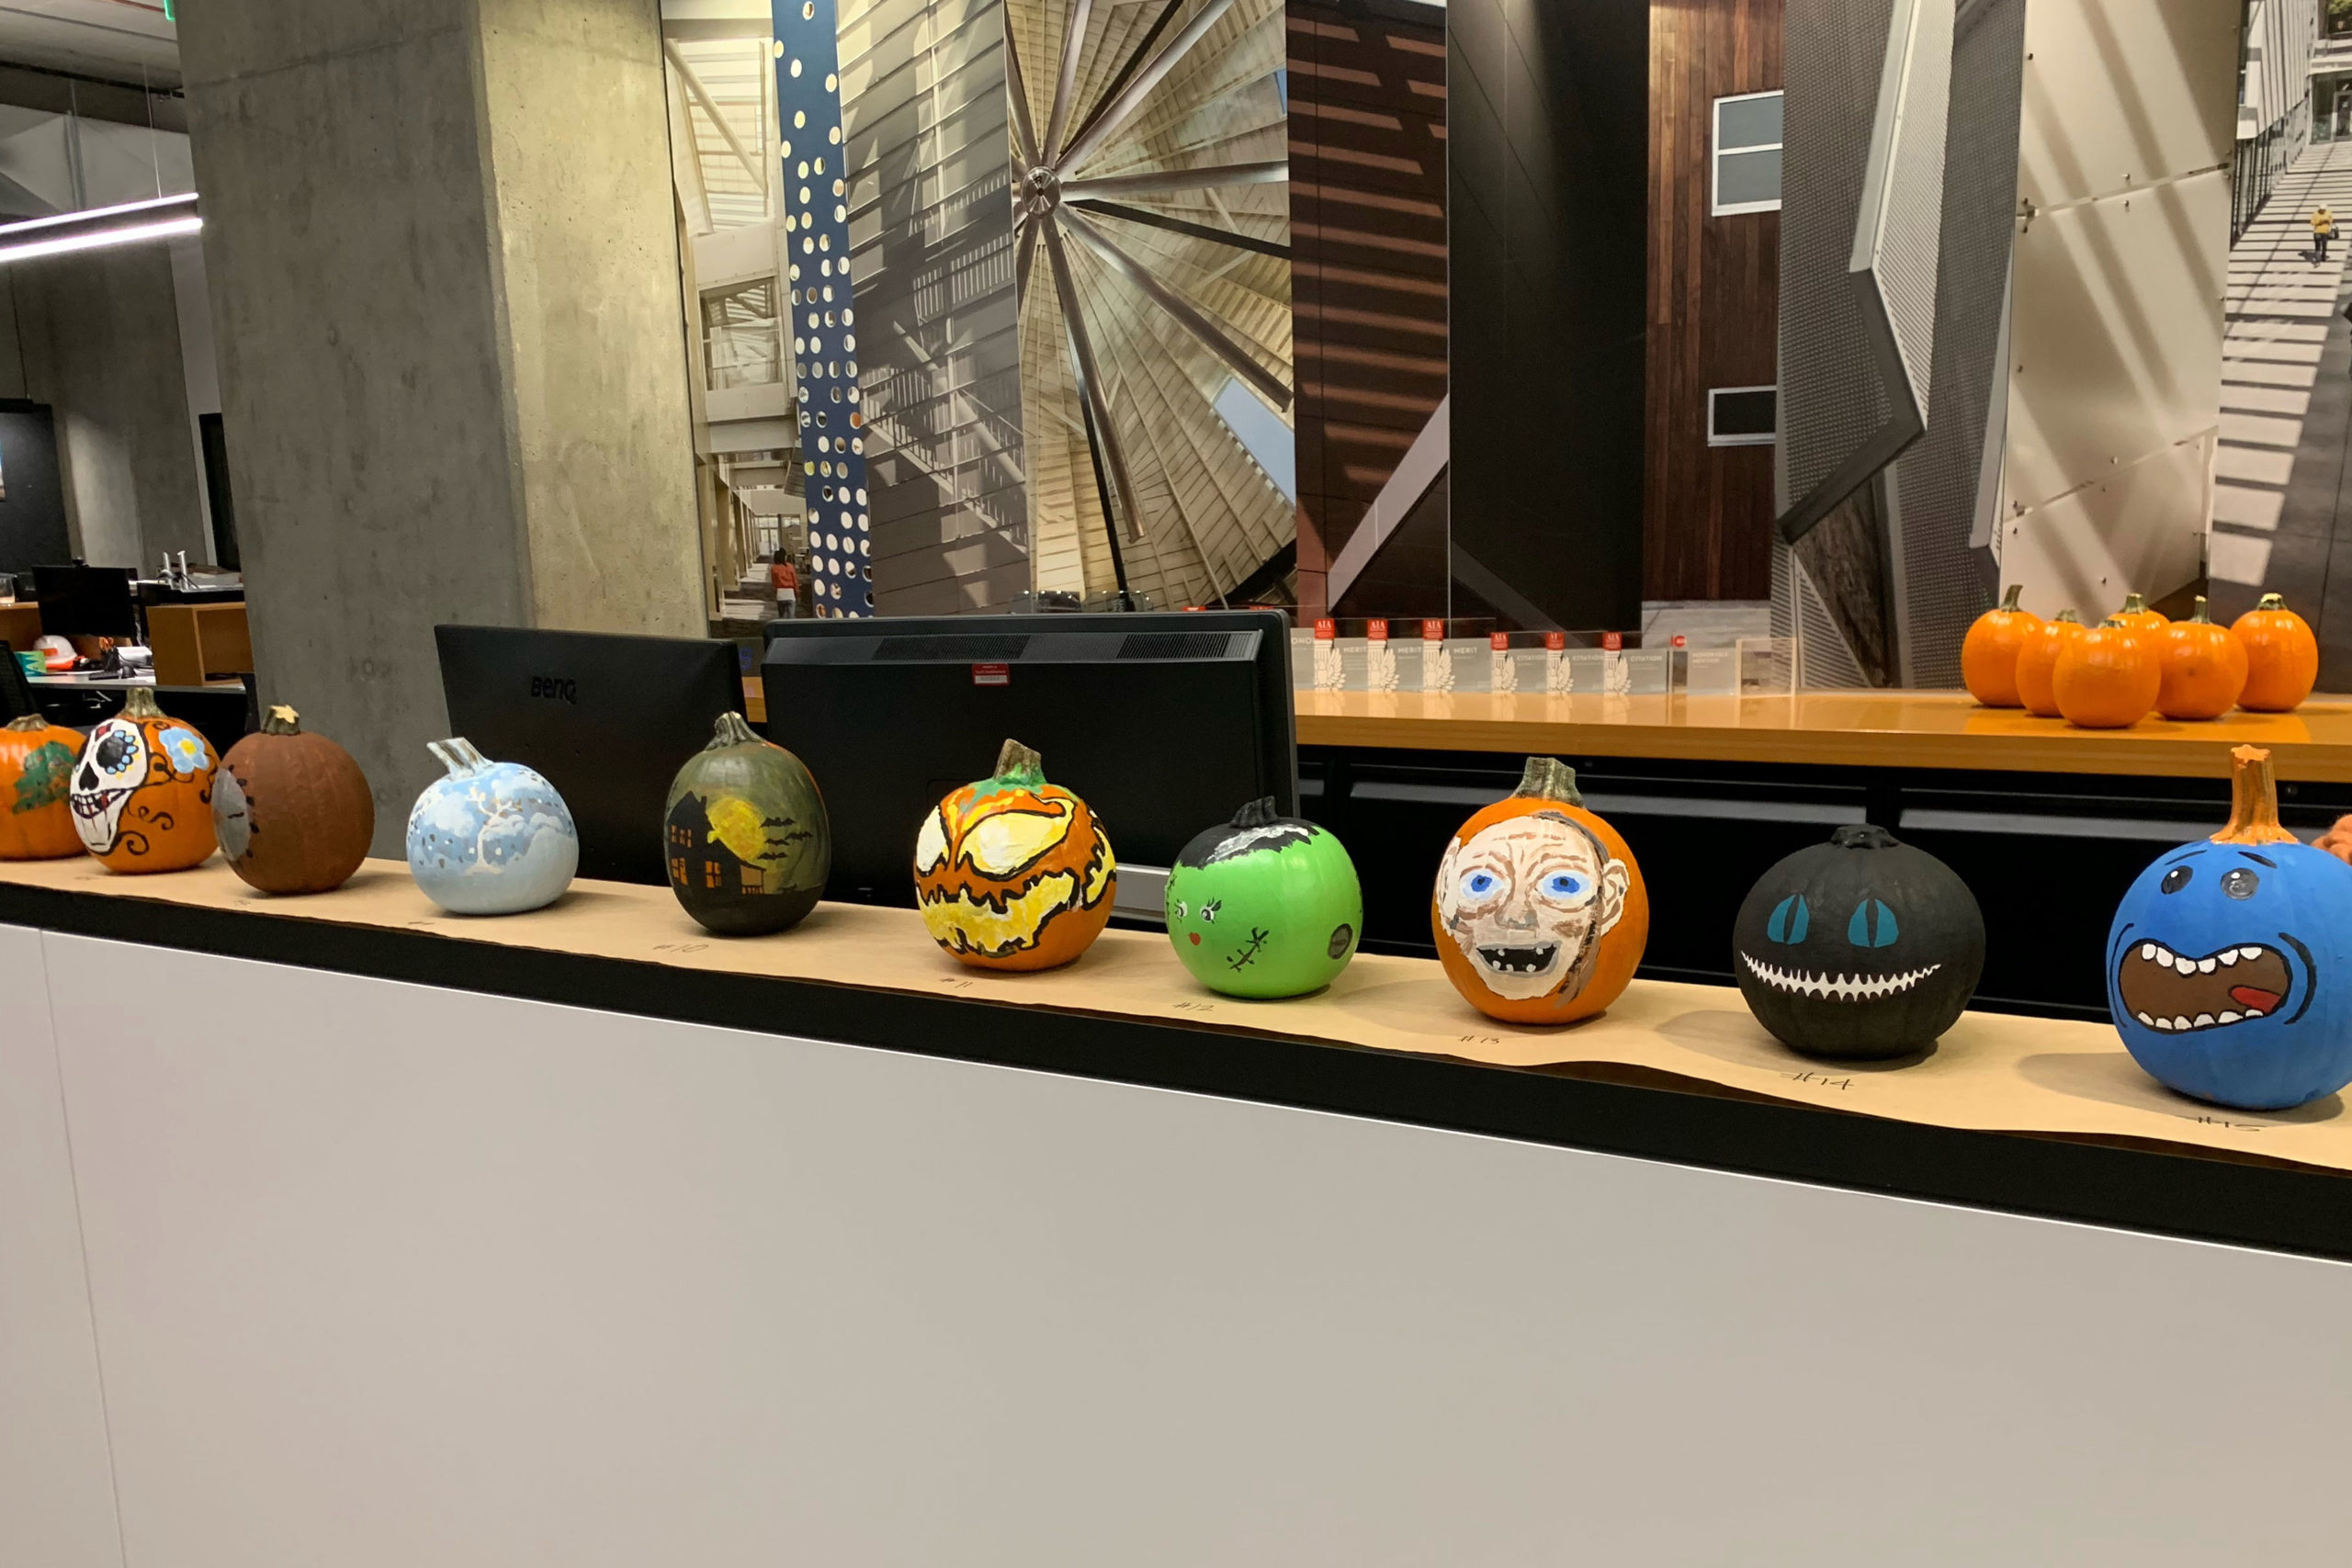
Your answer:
[2230,986,2281,1015]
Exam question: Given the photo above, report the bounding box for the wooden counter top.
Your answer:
[1294,688,2352,780]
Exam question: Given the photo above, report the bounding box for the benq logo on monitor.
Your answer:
[529,675,578,705]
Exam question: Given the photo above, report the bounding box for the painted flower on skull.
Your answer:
[159,726,210,776]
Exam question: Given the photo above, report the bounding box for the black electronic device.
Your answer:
[31,563,138,639]
[0,640,35,721]
[435,625,743,886]
[759,610,1295,907]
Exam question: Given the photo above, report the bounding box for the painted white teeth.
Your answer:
[2142,943,2158,961]
[1740,953,1943,1001]
[2218,1011,2242,1024]
[2137,1012,2155,1026]
[2174,955,2198,975]
[2243,947,2264,960]
[2172,1016,2193,1032]
[2220,951,2238,966]
[2193,1013,2215,1028]
[2197,958,2216,974]
[2154,1016,2176,1030]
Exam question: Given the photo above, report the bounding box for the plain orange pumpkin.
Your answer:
[2232,592,2320,712]
[2112,592,2169,634]
[2052,618,2159,729]
[2153,596,2248,721]
[2015,609,2085,718]
[1960,584,2041,707]
[0,712,84,860]
[1430,757,1649,1026]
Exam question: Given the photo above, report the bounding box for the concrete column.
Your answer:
[180,0,703,852]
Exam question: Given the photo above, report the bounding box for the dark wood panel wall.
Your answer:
[1645,0,1781,603]
[1287,0,1448,622]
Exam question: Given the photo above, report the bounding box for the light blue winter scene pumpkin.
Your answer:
[2106,746,2352,1111]
[405,737,578,915]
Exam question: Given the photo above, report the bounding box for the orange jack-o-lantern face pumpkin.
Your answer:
[913,738,1114,970]
[1430,757,1649,1025]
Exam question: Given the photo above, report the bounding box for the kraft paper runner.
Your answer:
[6,855,2348,1177]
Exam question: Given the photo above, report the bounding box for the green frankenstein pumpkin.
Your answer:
[663,712,831,935]
[1165,798,1362,998]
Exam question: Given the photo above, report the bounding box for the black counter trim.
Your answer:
[6,880,2348,1262]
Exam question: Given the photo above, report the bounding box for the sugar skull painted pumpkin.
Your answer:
[914,738,1114,970]
[405,737,578,915]
[664,712,830,936]
[2107,746,2352,1110]
[1,711,84,860]
[1165,797,1361,998]
[1733,825,1985,1059]
[70,686,219,872]
[214,705,376,895]
[1431,757,1647,1025]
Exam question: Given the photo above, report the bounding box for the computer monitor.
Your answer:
[435,625,743,886]
[759,610,1295,907]
[0,641,35,721]
[31,564,137,639]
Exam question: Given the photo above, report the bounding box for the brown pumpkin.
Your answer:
[2052,618,2158,729]
[0,712,84,860]
[214,705,375,894]
[1959,584,2041,708]
[2153,596,2247,721]
[913,739,1114,970]
[2014,609,2085,718]
[69,686,218,872]
[2232,592,2320,713]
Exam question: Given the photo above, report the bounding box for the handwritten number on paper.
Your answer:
[1787,1070,1854,1092]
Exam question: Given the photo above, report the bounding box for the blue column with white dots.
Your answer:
[773,0,871,615]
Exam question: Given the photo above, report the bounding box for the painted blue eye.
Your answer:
[1459,870,1498,900]
[1541,871,1589,900]
[1767,895,1809,943]
[1847,897,1899,947]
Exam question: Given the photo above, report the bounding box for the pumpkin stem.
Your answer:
[707,711,763,750]
[6,712,48,732]
[2098,616,2127,629]
[1998,582,2023,612]
[2258,592,2288,612]
[261,705,302,737]
[1830,824,1899,850]
[2214,746,2301,846]
[1231,795,1280,829]
[1511,756,1582,807]
[427,736,491,779]
[992,738,1045,784]
[120,685,164,721]
[2052,608,2080,625]
[2122,592,2148,616]
[2189,595,2212,626]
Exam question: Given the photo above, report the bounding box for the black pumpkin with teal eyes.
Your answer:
[1732,825,1985,1059]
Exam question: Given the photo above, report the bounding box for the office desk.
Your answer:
[2,858,2349,1565]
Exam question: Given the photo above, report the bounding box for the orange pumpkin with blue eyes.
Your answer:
[913,739,1114,970]
[1430,757,1648,1025]
[1733,826,1984,1058]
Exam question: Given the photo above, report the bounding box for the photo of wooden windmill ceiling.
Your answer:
[1004,0,1295,609]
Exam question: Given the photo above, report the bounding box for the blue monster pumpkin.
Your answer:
[2107,746,2352,1110]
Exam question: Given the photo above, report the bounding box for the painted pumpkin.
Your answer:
[2107,746,2352,1110]
[1431,757,1647,1025]
[2052,617,2157,729]
[2113,592,2168,634]
[914,738,1114,970]
[2232,592,2319,713]
[214,705,374,895]
[1,712,83,860]
[1960,584,2041,707]
[2153,596,2247,721]
[405,737,578,915]
[664,711,830,936]
[1734,825,1984,1059]
[1165,797,1361,998]
[70,686,218,872]
[2014,609,2084,718]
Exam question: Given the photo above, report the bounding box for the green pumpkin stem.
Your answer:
[707,711,763,750]
[2121,592,2148,617]
[2258,592,2289,612]
[120,685,164,721]
[262,705,303,737]
[1511,756,1582,807]
[992,738,1045,784]
[6,712,49,732]
[2052,608,2081,626]
[1998,583,2023,612]
[2189,595,2212,626]
[1231,796,1281,829]
[2214,746,2300,847]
